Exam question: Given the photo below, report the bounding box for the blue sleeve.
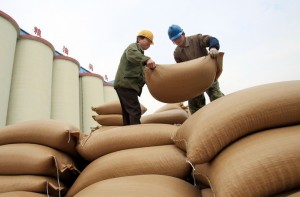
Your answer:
[208,37,220,50]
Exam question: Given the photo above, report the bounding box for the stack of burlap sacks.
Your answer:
[92,100,189,126]
[69,124,202,196]
[65,80,300,196]
[0,120,82,196]
[141,102,190,124]
[91,100,148,126]
[0,116,200,196]
[171,80,300,196]
[0,80,300,196]
[68,80,300,196]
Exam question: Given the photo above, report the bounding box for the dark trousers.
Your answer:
[115,88,141,125]
[188,81,224,114]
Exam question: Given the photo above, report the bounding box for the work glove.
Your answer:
[209,48,218,59]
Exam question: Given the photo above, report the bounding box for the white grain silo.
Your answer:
[0,11,20,127]
[51,55,80,128]
[103,82,118,103]
[6,35,55,125]
[80,73,104,133]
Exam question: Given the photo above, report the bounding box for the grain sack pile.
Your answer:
[172,80,300,196]
[0,120,82,196]
[67,123,192,196]
[92,100,189,126]
[66,145,191,196]
[1,81,299,196]
[91,100,147,126]
[141,102,190,125]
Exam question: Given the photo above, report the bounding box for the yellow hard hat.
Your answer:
[137,30,154,44]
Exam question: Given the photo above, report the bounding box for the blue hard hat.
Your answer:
[168,24,184,41]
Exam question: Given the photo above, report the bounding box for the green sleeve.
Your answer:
[126,43,150,65]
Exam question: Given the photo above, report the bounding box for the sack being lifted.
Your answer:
[145,52,224,103]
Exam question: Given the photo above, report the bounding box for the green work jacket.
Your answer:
[114,43,150,96]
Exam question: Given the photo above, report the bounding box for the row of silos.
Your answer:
[0,10,19,127]
[0,10,118,133]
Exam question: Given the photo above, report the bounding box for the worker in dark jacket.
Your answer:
[168,24,224,114]
[114,30,156,125]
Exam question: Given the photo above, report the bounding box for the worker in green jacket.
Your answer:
[114,30,156,125]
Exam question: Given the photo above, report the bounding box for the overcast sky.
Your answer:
[1,0,300,114]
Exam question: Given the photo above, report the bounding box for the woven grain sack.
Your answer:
[145,53,223,103]
[0,191,48,197]
[77,124,177,161]
[0,143,80,185]
[91,100,147,115]
[154,103,185,113]
[0,175,67,196]
[0,119,80,158]
[141,109,188,124]
[74,174,201,197]
[66,145,190,197]
[173,80,300,164]
[154,103,189,114]
[92,114,123,126]
[194,125,300,197]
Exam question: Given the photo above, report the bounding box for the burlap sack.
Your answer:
[0,191,48,197]
[154,103,185,113]
[173,80,300,164]
[0,143,80,185]
[91,100,147,115]
[145,53,223,103]
[194,125,300,197]
[0,175,67,196]
[74,174,201,197]
[92,114,123,126]
[66,145,191,197]
[76,124,177,161]
[141,109,188,124]
[0,119,80,157]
